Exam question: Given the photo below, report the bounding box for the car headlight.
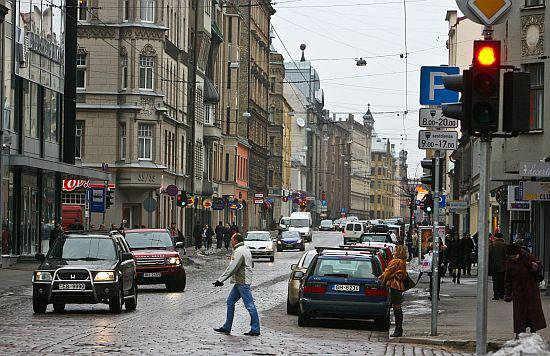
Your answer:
[277,240,282,244]
[265,245,273,250]
[94,271,116,281]
[166,256,181,265]
[297,239,302,244]
[34,271,52,281]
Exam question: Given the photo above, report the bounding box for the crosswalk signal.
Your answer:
[177,192,188,207]
[105,189,114,209]
[469,40,501,134]
[423,192,434,215]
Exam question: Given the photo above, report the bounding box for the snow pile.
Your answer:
[491,333,550,356]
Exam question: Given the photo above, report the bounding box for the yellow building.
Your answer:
[370,135,397,220]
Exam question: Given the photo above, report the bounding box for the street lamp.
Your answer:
[356,58,367,66]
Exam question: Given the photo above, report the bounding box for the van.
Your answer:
[289,212,312,242]
[343,221,365,244]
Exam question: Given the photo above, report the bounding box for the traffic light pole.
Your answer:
[431,153,440,336]
[476,136,491,355]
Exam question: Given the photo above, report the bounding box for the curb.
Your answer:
[390,337,502,352]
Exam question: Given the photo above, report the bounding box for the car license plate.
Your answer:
[143,272,161,278]
[334,284,359,292]
[59,283,85,290]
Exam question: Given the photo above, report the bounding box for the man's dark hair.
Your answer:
[234,233,244,243]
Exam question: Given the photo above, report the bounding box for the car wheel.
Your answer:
[374,312,391,331]
[32,291,48,314]
[53,303,65,313]
[269,256,275,262]
[286,297,298,315]
[297,310,311,327]
[166,270,186,292]
[109,285,124,314]
[125,283,138,311]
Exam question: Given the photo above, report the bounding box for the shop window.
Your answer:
[138,123,153,160]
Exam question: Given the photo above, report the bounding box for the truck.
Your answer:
[289,212,312,242]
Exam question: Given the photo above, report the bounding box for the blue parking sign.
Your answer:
[419,66,460,105]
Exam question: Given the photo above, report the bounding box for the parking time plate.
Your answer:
[334,284,359,292]
[59,283,85,290]
[143,272,161,278]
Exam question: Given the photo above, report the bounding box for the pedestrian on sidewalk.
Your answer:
[193,221,203,250]
[428,238,446,301]
[230,222,239,235]
[447,233,463,284]
[213,233,260,336]
[379,245,408,337]
[461,233,475,275]
[504,244,547,337]
[489,233,508,300]
[215,222,224,249]
[203,225,214,250]
[411,229,419,257]
[49,223,63,249]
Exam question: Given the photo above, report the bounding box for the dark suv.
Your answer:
[32,232,138,314]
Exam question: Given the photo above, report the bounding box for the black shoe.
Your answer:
[492,297,499,301]
[390,327,403,337]
[214,328,230,335]
[244,331,260,336]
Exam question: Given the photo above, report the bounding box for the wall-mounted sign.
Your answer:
[203,199,213,209]
[63,179,89,192]
[165,184,179,197]
[89,188,105,213]
[507,186,530,211]
[28,31,64,64]
[521,181,550,201]
[520,162,550,178]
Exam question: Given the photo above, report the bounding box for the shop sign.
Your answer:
[28,31,64,64]
[212,198,225,210]
[63,179,89,192]
[520,162,550,178]
[521,181,550,201]
[254,199,264,205]
[203,199,213,209]
[508,185,531,211]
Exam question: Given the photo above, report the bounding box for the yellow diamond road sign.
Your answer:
[468,0,511,25]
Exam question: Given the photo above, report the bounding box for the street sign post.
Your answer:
[89,187,106,213]
[419,108,459,128]
[455,0,511,26]
[419,66,460,105]
[418,130,458,150]
[467,0,511,25]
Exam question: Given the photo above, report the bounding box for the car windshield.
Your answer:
[314,258,375,279]
[290,219,309,227]
[281,231,300,239]
[124,231,173,250]
[302,252,316,268]
[246,233,271,241]
[48,238,117,261]
[321,220,332,226]
[361,234,389,243]
[280,218,290,225]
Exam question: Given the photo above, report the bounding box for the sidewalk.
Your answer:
[0,262,37,296]
[395,265,550,352]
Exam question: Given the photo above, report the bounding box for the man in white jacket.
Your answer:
[213,233,260,336]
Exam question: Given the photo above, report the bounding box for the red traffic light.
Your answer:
[473,40,500,69]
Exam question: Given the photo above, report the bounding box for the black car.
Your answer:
[32,232,138,314]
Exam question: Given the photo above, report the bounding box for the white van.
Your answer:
[289,212,312,242]
[343,221,365,244]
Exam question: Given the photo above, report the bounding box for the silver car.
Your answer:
[287,250,317,315]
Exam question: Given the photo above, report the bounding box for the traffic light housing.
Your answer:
[423,192,434,215]
[105,189,114,209]
[503,71,531,134]
[420,158,435,189]
[442,70,472,132]
[469,40,501,133]
[177,192,189,207]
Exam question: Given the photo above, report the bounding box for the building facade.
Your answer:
[370,134,397,220]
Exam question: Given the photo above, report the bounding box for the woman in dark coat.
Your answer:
[504,244,547,336]
[193,221,203,250]
[447,234,464,284]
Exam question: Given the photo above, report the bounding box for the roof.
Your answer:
[371,135,390,153]
[125,229,169,233]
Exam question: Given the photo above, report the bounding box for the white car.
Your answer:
[244,231,276,262]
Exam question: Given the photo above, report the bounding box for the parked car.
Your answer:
[32,231,138,314]
[287,250,317,315]
[277,231,305,252]
[333,219,342,231]
[123,229,186,292]
[359,233,397,253]
[297,246,390,329]
[319,219,334,231]
[244,231,276,262]
[343,221,366,245]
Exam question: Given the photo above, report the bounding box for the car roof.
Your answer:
[318,252,373,260]
[125,229,168,233]
[63,232,118,240]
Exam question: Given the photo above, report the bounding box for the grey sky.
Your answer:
[271,0,460,178]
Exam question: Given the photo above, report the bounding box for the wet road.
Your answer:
[0,231,468,355]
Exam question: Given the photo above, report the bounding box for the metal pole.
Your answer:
[431,153,440,336]
[476,137,491,355]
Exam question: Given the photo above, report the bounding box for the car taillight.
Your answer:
[303,284,326,294]
[365,286,388,297]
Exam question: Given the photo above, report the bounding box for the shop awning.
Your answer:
[8,155,111,181]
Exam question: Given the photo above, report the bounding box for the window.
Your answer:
[525,63,544,130]
[370,195,374,203]
[377,167,382,175]
[204,0,212,15]
[140,0,155,22]
[205,104,215,125]
[123,0,130,21]
[120,123,127,160]
[75,121,84,159]
[139,55,154,90]
[525,0,545,6]
[78,0,88,21]
[269,137,275,155]
[377,196,381,204]
[268,170,274,187]
[121,55,128,89]
[138,123,153,160]
[76,53,87,89]
[269,107,275,123]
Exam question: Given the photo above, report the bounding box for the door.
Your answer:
[22,187,39,255]
[123,204,142,229]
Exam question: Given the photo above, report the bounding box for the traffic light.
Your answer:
[469,40,501,133]
[177,192,188,207]
[423,192,434,215]
[503,71,531,134]
[105,189,114,209]
[442,70,472,132]
[420,158,434,189]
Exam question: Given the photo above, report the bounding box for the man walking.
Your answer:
[489,233,508,300]
[213,233,260,336]
[215,222,224,249]
[193,221,203,250]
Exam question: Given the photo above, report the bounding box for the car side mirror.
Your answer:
[35,253,45,262]
[291,264,297,270]
[121,252,134,262]
[293,271,304,280]
[175,242,184,248]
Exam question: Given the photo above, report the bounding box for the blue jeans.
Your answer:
[222,284,260,333]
